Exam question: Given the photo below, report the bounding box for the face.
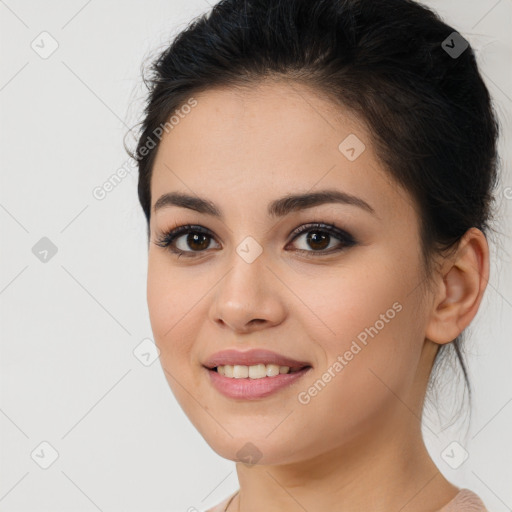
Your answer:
[147,81,435,465]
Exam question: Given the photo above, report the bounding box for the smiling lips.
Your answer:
[203,348,313,399]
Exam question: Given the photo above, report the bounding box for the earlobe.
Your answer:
[425,228,490,345]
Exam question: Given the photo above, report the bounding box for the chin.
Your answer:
[199,429,307,467]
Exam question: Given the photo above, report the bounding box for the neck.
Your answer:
[231,416,459,512]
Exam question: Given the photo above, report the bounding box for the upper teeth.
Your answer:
[217,364,292,379]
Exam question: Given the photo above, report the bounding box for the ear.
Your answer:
[425,227,490,344]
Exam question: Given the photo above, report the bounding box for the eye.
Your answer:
[287,222,356,257]
[153,222,356,259]
[154,224,220,258]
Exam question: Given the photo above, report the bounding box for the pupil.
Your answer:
[188,233,209,250]
[307,231,329,250]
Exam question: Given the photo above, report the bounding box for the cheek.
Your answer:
[146,260,205,414]
[147,250,195,330]
[146,255,198,366]
[303,261,424,400]
[285,287,424,458]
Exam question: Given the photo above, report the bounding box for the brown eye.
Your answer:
[184,232,211,251]
[154,224,220,257]
[288,222,356,256]
[302,231,331,251]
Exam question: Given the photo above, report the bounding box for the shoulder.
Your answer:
[204,488,488,512]
[204,491,238,512]
[438,488,489,512]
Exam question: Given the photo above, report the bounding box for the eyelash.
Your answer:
[154,222,357,260]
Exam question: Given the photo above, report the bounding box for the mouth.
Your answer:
[202,349,313,400]
[202,348,312,378]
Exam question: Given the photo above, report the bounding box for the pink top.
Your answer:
[205,488,488,512]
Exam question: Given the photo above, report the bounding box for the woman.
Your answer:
[129,0,501,509]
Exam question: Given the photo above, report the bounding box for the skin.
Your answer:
[146,80,490,512]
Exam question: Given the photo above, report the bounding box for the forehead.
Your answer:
[154,81,368,171]
[150,81,415,223]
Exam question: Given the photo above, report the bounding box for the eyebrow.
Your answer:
[153,189,376,218]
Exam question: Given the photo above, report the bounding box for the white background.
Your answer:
[0,1,511,510]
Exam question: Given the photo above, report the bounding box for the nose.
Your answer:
[209,255,287,334]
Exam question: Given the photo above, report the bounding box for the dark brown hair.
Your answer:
[126,0,501,425]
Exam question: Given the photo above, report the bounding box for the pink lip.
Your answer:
[202,348,311,371]
[206,366,312,400]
